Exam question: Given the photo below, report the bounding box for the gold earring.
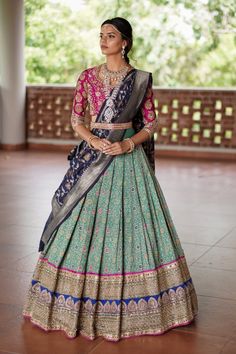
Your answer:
[121,46,126,59]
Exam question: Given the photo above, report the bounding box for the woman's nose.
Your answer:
[100,36,107,44]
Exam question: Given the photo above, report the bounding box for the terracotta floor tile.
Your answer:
[231,331,236,341]
[0,225,41,247]
[0,209,49,229]
[158,189,200,209]
[0,269,31,306]
[0,184,54,201]
[171,210,236,230]
[174,295,236,339]
[190,266,236,300]
[216,227,236,249]
[2,199,50,213]
[175,224,231,246]
[89,331,227,354]
[0,303,23,330]
[194,246,236,271]
[0,316,103,354]
[6,252,39,273]
[220,340,236,354]
[181,243,210,265]
[0,244,35,269]
[192,200,236,216]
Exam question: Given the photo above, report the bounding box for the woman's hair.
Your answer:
[101,17,133,64]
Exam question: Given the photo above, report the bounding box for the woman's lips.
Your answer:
[101,45,108,49]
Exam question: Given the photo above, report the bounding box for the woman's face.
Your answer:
[100,24,127,57]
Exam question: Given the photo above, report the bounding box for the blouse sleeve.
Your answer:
[70,70,88,130]
[140,75,158,137]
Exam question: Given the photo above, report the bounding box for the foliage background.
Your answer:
[25,0,236,87]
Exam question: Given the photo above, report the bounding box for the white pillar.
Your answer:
[0,0,25,149]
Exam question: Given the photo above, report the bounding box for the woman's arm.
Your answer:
[133,75,158,145]
[71,71,112,151]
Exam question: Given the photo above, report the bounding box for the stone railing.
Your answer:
[26,85,236,159]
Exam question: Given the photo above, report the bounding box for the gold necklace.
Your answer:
[104,63,129,77]
[101,63,129,97]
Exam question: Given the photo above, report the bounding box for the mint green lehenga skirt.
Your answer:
[23,128,198,341]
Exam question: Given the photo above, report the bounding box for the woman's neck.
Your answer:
[105,55,128,71]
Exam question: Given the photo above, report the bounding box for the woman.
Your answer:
[23,17,198,341]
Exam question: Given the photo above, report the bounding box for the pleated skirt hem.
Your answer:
[23,312,198,342]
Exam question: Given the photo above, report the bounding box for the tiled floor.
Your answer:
[0,150,236,354]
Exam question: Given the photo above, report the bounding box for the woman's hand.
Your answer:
[90,137,112,152]
[102,140,131,155]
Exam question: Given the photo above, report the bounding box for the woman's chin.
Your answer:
[100,48,108,54]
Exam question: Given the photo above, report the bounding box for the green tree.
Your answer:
[25,0,236,87]
[25,0,102,83]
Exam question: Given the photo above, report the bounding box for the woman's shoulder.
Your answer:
[77,64,102,79]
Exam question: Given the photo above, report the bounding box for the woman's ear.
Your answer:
[122,40,128,48]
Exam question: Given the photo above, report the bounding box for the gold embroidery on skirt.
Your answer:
[23,256,198,340]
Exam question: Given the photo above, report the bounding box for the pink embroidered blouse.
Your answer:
[70,65,157,135]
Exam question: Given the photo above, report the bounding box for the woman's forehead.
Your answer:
[100,24,121,35]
